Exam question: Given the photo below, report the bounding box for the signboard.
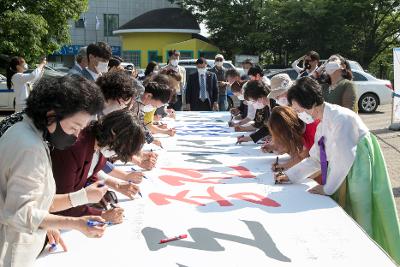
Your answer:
[53,45,121,56]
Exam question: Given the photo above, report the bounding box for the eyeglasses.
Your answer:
[215,58,223,62]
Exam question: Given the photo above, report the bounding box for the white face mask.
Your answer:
[142,104,155,113]
[237,95,245,101]
[197,68,207,75]
[325,61,342,76]
[276,97,289,106]
[297,111,314,124]
[23,63,29,70]
[252,100,265,109]
[215,61,223,67]
[96,61,109,74]
[243,68,249,75]
[170,59,179,67]
[100,146,117,158]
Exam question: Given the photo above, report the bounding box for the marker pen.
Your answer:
[87,220,113,227]
[159,234,188,244]
[131,167,148,179]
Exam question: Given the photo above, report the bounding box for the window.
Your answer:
[168,50,193,60]
[75,19,85,28]
[122,51,141,67]
[199,51,217,59]
[352,72,368,81]
[148,51,161,63]
[180,51,193,60]
[104,14,119,36]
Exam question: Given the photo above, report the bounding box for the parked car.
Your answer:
[0,74,15,111]
[178,59,236,70]
[266,68,393,113]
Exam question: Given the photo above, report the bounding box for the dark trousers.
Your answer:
[190,98,212,111]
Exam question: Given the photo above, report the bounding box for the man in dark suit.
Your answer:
[68,47,87,76]
[185,57,219,111]
[80,42,112,81]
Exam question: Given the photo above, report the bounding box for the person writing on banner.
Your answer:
[241,58,254,80]
[0,75,107,267]
[291,51,320,79]
[225,69,254,126]
[247,65,271,86]
[141,80,175,136]
[6,56,46,113]
[210,54,230,111]
[261,74,319,154]
[229,80,251,121]
[152,69,182,122]
[274,77,400,264]
[267,106,321,184]
[94,71,149,177]
[320,54,358,112]
[236,80,276,144]
[51,110,145,224]
[81,42,112,81]
[185,57,219,111]
[162,50,186,111]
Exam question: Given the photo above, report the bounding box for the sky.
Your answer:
[200,23,210,37]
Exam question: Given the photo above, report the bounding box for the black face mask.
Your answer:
[47,120,77,150]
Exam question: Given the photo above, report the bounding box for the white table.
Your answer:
[35,112,397,267]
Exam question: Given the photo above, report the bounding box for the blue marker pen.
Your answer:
[130,168,148,179]
[87,220,113,227]
[49,243,57,251]
[129,180,143,198]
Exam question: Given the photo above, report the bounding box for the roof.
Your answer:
[114,8,200,34]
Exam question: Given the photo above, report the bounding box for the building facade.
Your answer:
[114,8,219,68]
[49,0,176,67]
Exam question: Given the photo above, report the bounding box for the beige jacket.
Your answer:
[0,115,55,267]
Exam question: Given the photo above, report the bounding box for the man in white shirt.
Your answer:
[81,42,112,81]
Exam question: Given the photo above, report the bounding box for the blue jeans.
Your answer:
[218,95,228,111]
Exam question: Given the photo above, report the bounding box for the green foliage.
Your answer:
[171,0,400,70]
[0,0,88,63]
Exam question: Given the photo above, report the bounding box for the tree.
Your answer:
[0,0,88,63]
[171,0,400,69]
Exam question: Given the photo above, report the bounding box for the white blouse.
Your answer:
[11,67,43,107]
[285,102,369,195]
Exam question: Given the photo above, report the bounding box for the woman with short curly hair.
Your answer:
[0,75,107,266]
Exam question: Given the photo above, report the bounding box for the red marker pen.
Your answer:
[159,234,188,244]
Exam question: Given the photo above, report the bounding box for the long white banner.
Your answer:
[35,112,396,267]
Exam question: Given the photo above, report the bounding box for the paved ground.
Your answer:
[359,104,400,220]
[1,105,400,218]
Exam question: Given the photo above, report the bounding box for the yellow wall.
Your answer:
[120,32,219,68]
[164,38,219,59]
[121,32,191,68]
